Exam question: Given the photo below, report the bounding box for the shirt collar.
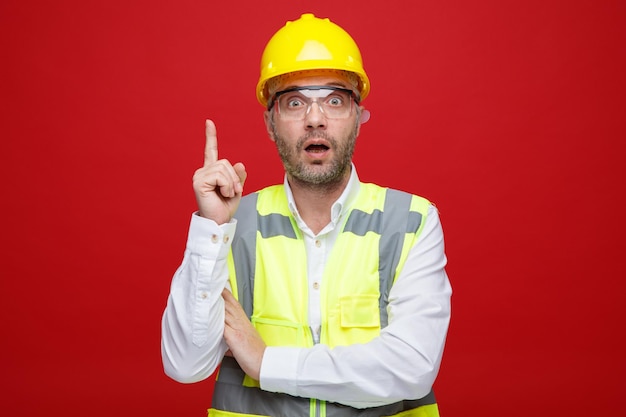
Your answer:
[284,163,361,227]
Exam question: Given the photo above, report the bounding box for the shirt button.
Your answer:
[313,282,319,290]
[315,240,321,247]
[201,292,208,299]
[211,234,219,243]
[223,235,230,243]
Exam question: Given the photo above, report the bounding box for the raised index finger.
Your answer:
[204,119,218,166]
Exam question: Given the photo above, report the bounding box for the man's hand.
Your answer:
[192,120,247,224]
[222,288,266,381]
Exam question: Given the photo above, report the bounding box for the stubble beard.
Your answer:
[272,124,358,190]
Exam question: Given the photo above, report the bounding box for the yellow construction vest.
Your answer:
[209,183,440,417]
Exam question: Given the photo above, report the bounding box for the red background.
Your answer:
[2,1,625,415]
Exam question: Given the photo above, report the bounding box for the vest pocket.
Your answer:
[251,316,310,347]
[327,294,380,346]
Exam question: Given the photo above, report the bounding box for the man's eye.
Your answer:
[286,98,305,108]
[326,96,344,106]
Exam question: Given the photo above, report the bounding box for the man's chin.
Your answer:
[292,165,347,185]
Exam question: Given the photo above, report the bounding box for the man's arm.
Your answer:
[160,214,234,382]
[161,120,247,382]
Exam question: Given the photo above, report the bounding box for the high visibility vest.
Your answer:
[209,183,440,417]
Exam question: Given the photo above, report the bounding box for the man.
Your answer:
[162,13,451,417]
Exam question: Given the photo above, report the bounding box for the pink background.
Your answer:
[2,1,625,415]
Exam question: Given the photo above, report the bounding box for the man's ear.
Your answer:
[264,110,275,142]
[359,107,371,125]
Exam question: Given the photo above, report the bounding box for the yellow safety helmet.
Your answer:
[256,13,370,107]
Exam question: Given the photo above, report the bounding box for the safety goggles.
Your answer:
[268,86,359,120]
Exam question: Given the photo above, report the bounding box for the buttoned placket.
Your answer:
[283,167,358,345]
[305,232,326,343]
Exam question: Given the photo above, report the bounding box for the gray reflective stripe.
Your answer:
[377,189,423,327]
[231,193,259,318]
[215,356,247,384]
[259,212,298,239]
[407,211,423,233]
[214,358,436,416]
[343,209,383,235]
[213,358,311,416]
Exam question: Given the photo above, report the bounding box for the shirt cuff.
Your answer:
[186,212,237,258]
[259,346,302,395]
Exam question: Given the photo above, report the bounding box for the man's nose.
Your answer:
[305,100,327,129]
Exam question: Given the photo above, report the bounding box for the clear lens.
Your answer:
[274,87,354,120]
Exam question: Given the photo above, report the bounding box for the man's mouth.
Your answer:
[305,144,330,153]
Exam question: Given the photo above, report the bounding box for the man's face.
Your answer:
[264,74,362,187]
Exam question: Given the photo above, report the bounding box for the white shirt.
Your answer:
[161,166,452,409]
